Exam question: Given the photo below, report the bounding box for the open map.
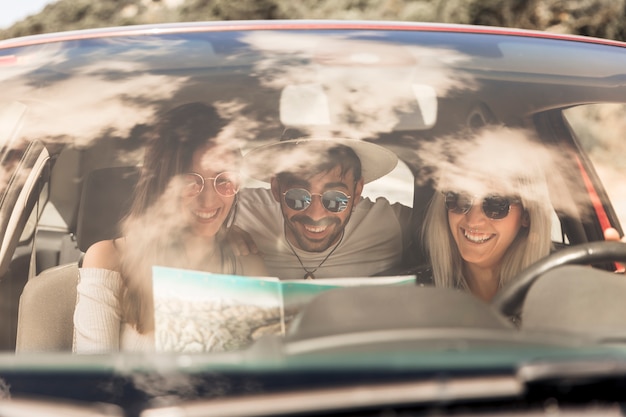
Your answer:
[152,266,415,353]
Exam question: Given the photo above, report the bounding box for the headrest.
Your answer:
[75,166,139,252]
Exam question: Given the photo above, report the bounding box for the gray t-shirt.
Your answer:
[235,188,412,280]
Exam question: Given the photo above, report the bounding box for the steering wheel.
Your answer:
[491,241,626,318]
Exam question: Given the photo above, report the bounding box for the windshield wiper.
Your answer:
[0,397,123,417]
[140,375,523,417]
[519,359,626,382]
[518,359,626,404]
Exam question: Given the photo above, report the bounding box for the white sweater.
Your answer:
[73,268,154,353]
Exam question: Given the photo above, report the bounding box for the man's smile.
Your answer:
[303,224,329,234]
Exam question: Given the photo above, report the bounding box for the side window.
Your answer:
[19,182,49,245]
[563,104,626,228]
[0,141,50,278]
[361,158,413,208]
[551,210,567,245]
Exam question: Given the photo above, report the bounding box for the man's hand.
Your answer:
[226,225,260,256]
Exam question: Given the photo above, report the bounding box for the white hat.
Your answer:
[243,138,398,184]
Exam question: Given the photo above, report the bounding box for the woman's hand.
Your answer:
[604,227,626,272]
[604,227,625,242]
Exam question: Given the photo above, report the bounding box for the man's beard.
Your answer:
[286,214,345,252]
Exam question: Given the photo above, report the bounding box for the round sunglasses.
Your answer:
[283,188,351,213]
[443,191,521,220]
[181,171,240,198]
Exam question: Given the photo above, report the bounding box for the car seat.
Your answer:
[15,166,139,352]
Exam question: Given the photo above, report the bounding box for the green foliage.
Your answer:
[0,0,625,41]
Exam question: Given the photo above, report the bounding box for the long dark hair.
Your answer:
[128,102,229,218]
[121,102,239,333]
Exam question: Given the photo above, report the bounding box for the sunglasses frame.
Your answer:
[182,171,240,198]
[282,188,352,213]
[443,191,521,220]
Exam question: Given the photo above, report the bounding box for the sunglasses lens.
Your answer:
[283,189,350,212]
[181,173,204,197]
[445,191,516,220]
[214,172,240,197]
[482,196,511,220]
[321,190,350,213]
[444,192,472,214]
[284,188,312,211]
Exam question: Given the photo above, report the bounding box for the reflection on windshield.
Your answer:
[2,28,625,358]
[0,31,483,151]
[416,126,586,219]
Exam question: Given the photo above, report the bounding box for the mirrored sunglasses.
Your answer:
[181,171,240,197]
[443,191,520,220]
[283,188,351,213]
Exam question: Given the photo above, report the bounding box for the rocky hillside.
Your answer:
[1,0,625,41]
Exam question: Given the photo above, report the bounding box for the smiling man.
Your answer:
[234,138,413,280]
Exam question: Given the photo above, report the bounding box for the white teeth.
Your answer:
[194,209,218,219]
[463,229,493,243]
[305,225,327,233]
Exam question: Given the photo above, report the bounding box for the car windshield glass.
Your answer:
[0,24,625,384]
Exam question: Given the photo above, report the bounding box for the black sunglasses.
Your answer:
[283,188,351,213]
[181,171,240,198]
[443,191,521,220]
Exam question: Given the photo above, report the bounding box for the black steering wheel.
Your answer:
[491,241,626,318]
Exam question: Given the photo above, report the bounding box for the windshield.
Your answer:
[1,22,626,413]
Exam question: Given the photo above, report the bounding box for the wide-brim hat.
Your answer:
[243,138,398,184]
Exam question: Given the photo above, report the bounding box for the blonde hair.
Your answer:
[420,129,554,291]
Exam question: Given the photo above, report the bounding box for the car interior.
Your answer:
[1,30,625,355]
[7,103,621,354]
[15,165,139,352]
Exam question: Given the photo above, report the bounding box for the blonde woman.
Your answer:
[421,127,553,302]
